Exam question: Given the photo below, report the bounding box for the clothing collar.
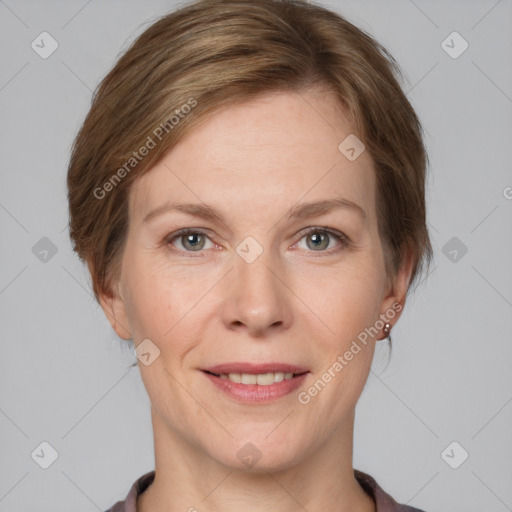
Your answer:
[108,469,426,512]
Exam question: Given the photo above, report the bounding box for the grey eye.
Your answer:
[180,233,206,251]
[305,231,331,251]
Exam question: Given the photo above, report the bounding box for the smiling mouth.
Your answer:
[203,370,308,385]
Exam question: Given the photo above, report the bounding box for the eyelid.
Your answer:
[292,226,350,253]
[164,226,350,256]
[164,228,216,256]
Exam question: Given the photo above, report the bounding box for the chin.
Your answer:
[208,434,308,474]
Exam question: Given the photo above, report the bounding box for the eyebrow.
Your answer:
[142,197,366,224]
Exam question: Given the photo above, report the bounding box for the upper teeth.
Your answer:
[220,372,294,385]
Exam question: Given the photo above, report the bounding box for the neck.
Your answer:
[138,408,375,512]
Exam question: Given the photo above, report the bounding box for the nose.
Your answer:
[221,250,293,337]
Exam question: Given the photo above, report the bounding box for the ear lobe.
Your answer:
[379,246,415,328]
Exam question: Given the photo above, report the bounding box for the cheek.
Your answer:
[302,272,379,415]
[312,260,384,339]
[300,254,384,401]
[121,256,179,340]
[122,259,208,364]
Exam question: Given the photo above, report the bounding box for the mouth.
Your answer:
[202,362,309,384]
[200,363,310,402]
[203,370,307,385]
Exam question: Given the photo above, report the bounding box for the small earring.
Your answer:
[383,323,391,337]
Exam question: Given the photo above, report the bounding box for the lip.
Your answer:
[202,362,309,375]
[202,372,309,402]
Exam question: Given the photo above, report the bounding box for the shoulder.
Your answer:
[104,471,155,512]
[354,469,428,512]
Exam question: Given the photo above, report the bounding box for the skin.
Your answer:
[100,86,413,512]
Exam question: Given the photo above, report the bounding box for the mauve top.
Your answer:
[104,469,427,512]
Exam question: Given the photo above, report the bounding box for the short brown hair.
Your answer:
[67,0,433,304]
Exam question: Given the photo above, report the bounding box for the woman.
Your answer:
[67,0,432,510]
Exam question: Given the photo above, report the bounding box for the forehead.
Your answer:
[129,88,377,224]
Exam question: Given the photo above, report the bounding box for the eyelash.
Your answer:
[163,226,350,257]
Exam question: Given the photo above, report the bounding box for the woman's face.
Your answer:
[104,87,411,471]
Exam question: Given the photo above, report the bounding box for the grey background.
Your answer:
[1,0,511,511]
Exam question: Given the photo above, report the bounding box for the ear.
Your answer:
[89,261,132,340]
[98,286,132,340]
[377,245,415,340]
